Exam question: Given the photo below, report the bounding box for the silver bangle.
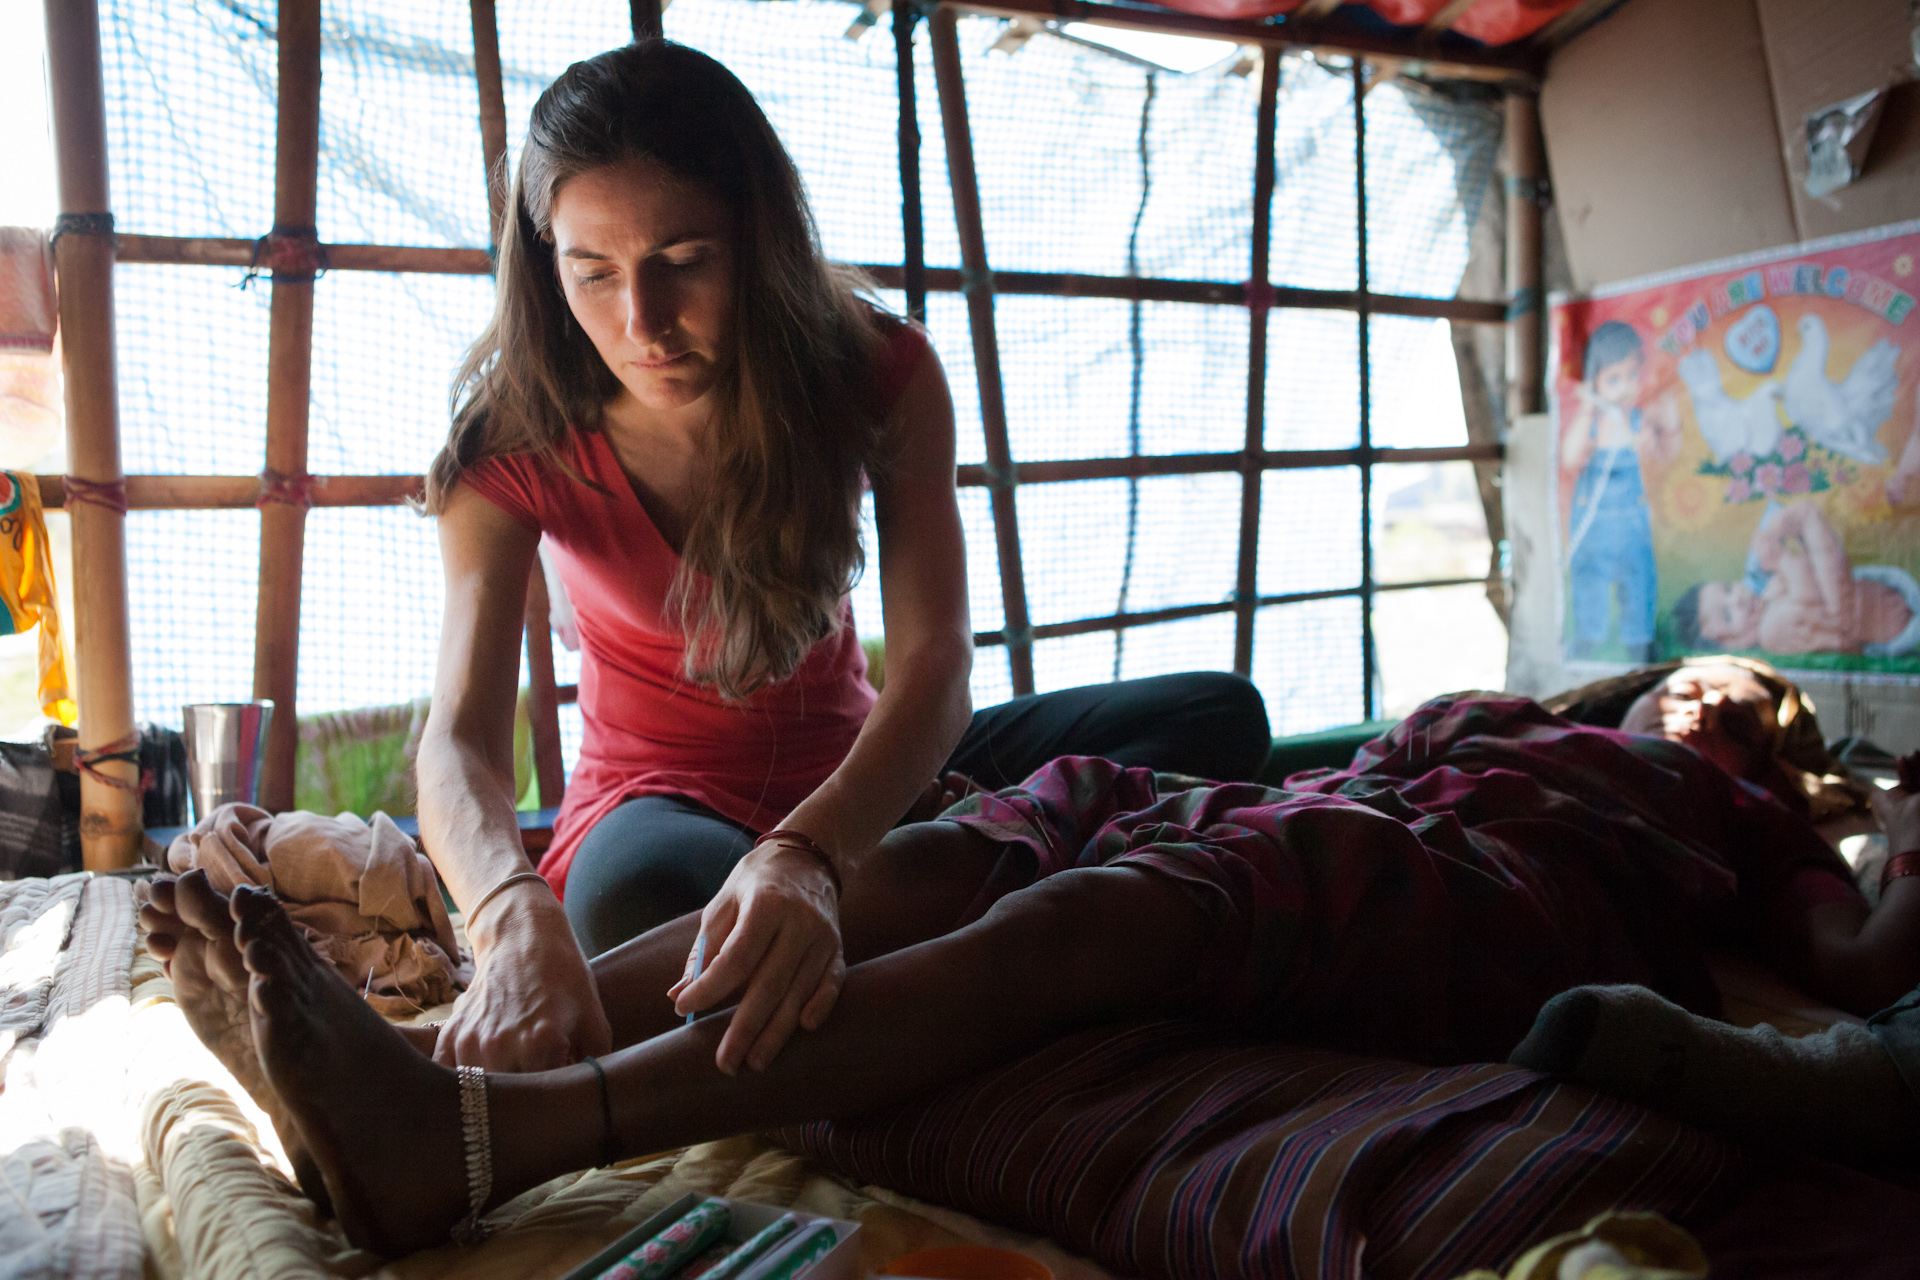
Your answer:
[464,870,548,929]
[451,1064,493,1246]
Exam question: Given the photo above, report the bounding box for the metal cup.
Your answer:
[182,701,274,822]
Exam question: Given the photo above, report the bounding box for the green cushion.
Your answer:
[1256,719,1400,787]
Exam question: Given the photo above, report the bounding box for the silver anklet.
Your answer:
[451,1065,493,1246]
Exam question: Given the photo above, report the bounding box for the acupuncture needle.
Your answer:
[685,934,706,1026]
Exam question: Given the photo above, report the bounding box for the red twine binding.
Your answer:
[243,224,328,286]
[257,468,316,509]
[77,731,148,794]
[63,476,129,516]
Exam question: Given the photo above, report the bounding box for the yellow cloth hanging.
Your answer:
[0,470,75,725]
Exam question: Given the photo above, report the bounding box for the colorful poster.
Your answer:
[1549,219,1920,681]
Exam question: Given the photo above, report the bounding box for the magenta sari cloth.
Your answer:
[941,693,1857,1065]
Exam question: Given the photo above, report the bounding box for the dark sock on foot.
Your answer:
[1511,984,1920,1163]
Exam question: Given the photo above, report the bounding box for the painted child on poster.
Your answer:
[1551,219,1920,680]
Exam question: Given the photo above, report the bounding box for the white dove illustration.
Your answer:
[1782,314,1898,465]
[1678,348,1782,462]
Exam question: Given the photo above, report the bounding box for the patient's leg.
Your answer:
[226,857,1208,1256]
[142,816,1006,1070]
[588,818,1008,1049]
[1512,983,1920,1164]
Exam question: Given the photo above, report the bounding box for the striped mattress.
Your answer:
[784,1020,1747,1280]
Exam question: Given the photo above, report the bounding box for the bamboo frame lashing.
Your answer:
[929,4,1035,697]
[43,0,142,868]
[1233,49,1281,678]
[251,0,324,814]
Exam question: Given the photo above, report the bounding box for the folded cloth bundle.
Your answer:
[168,805,470,1015]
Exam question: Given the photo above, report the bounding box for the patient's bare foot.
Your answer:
[138,872,332,1211]
[232,883,474,1256]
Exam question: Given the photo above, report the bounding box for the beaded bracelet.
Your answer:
[450,1065,493,1246]
[752,828,842,895]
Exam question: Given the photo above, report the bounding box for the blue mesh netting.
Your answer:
[1254,596,1366,735]
[1363,77,1500,299]
[97,0,1499,751]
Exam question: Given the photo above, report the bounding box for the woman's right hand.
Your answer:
[433,889,612,1072]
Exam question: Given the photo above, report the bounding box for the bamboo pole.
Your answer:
[1354,58,1377,721]
[929,5,1034,696]
[1234,49,1280,676]
[471,0,564,810]
[522,562,566,808]
[469,0,510,240]
[630,0,664,39]
[114,235,492,274]
[31,444,1503,512]
[111,236,1514,324]
[44,0,141,867]
[36,474,423,510]
[969,573,1491,647]
[893,0,926,325]
[544,570,1490,682]
[252,0,323,814]
[1504,91,1545,421]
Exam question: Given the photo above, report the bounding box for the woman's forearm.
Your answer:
[779,635,972,878]
[415,725,546,950]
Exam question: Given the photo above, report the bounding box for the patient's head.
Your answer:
[1671,581,1762,653]
[1620,662,1778,781]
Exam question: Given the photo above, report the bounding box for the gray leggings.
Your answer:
[562,671,1270,957]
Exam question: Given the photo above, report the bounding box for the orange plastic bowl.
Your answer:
[883,1247,1053,1280]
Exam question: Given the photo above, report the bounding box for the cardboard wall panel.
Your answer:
[1757,0,1920,242]
[1540,0,1797,291]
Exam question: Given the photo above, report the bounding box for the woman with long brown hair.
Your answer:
[416,40,1271,1075]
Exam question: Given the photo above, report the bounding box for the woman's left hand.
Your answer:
[669,841,846,1073]
[1871,753,1920,858]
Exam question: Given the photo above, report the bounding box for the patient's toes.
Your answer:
[175,870,234,937]
[141,876,177,915]
[207,930,250,992]
[233,888,318,983]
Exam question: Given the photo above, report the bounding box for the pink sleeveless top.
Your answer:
[463,322,930,895]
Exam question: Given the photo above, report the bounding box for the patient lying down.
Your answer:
[139,693,1920,1258]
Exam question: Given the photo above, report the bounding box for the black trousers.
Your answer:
[563,671,1270,957]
